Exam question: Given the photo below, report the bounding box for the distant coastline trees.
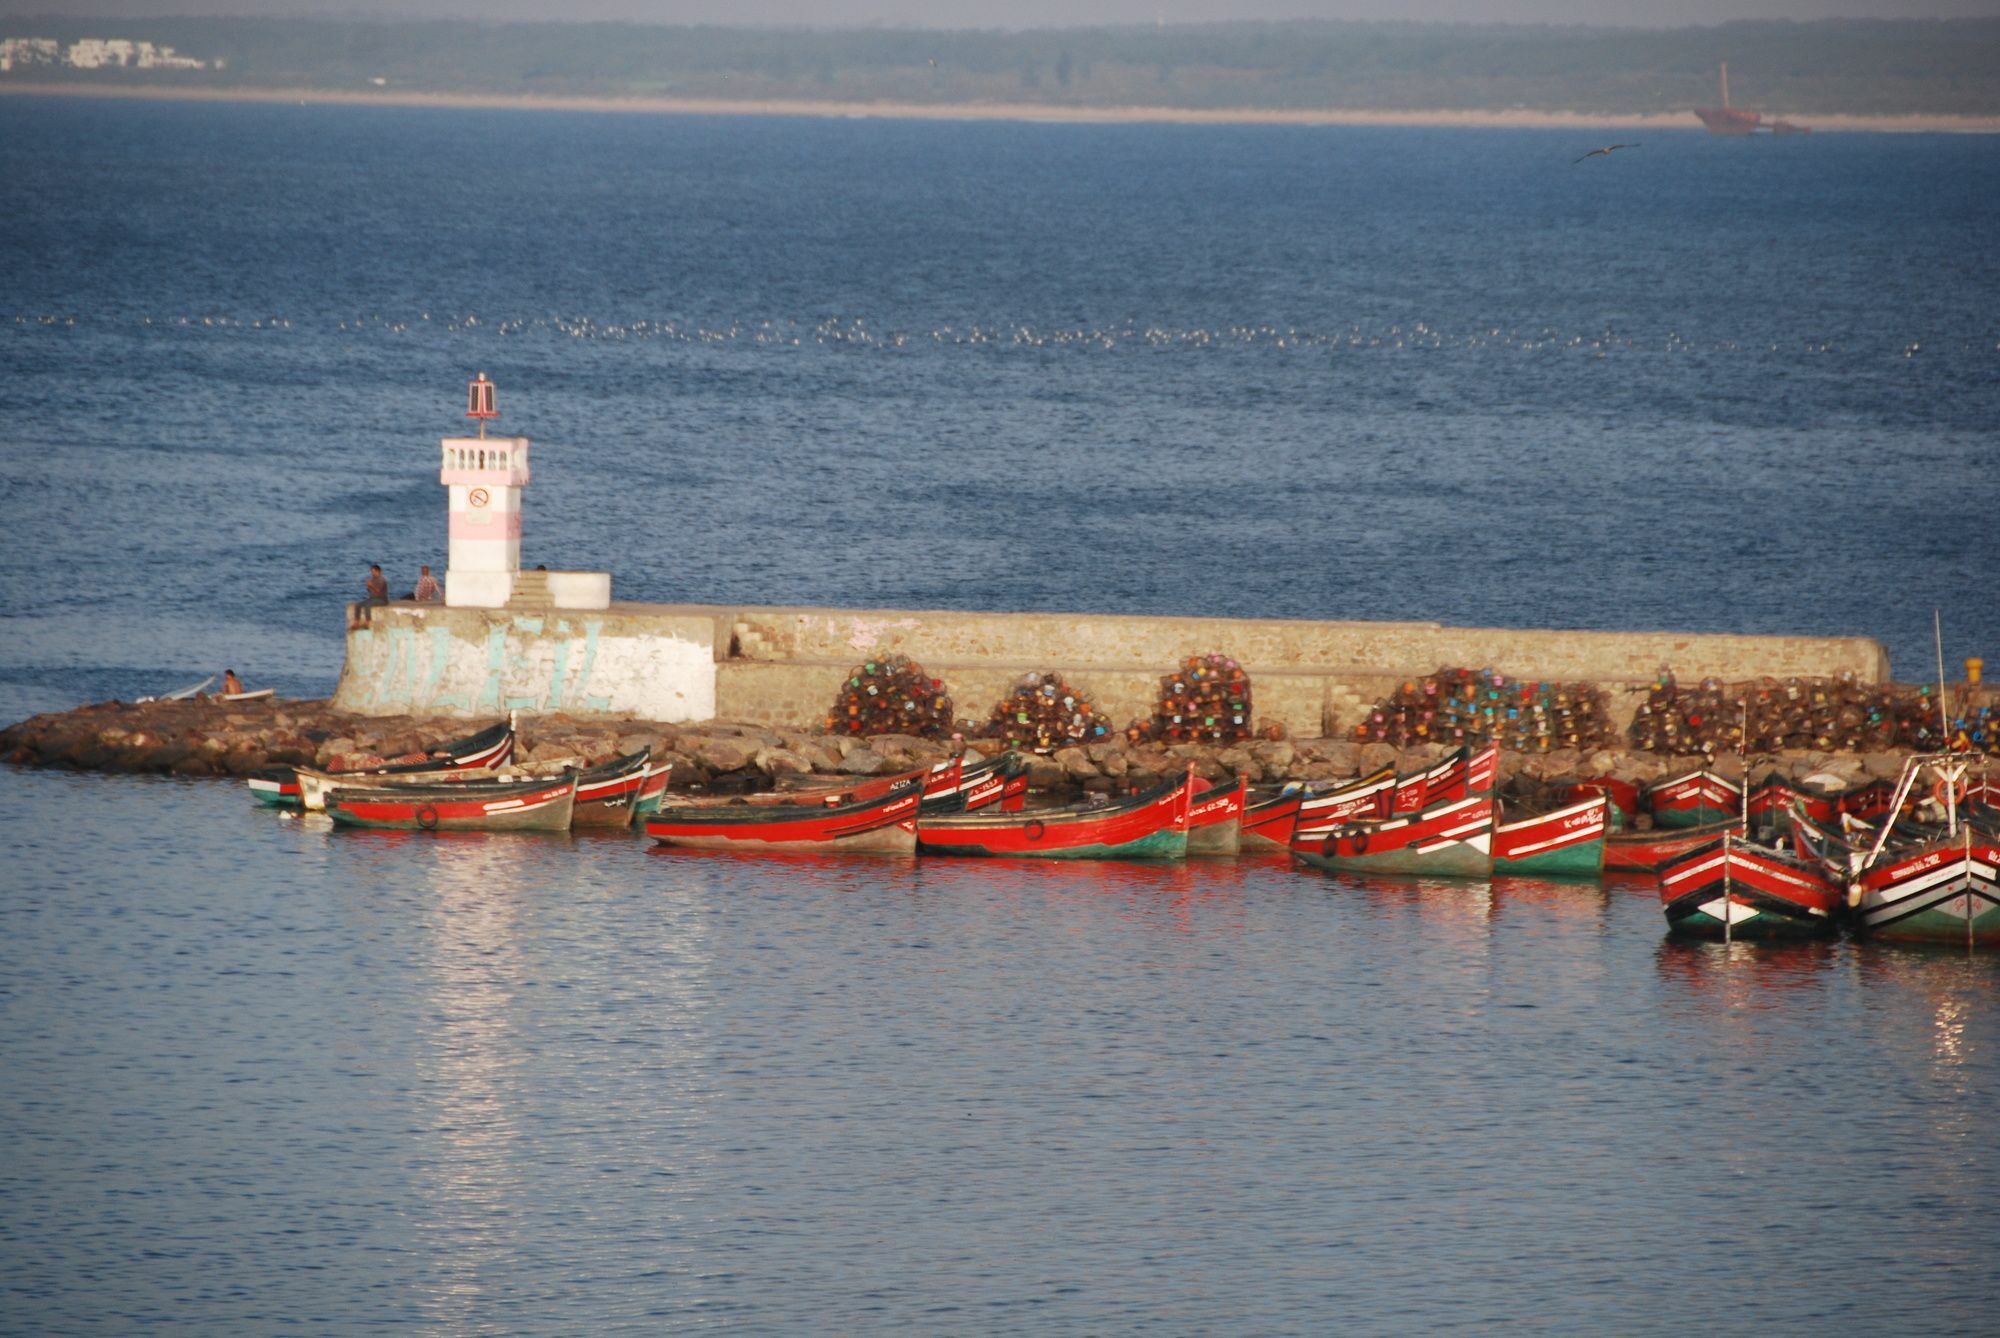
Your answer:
[2,17,1997,116]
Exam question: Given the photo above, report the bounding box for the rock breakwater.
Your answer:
[0,696,1929,796]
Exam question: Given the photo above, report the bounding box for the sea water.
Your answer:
[1,98,1997,1332]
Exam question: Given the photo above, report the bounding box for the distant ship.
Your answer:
[1694,61,1762,135]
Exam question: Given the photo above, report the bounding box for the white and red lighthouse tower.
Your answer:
[440,373,529,608]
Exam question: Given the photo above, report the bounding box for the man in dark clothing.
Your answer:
[364,564,389,603]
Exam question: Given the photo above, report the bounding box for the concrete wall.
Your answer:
[333,598,1890,737]
[332,602,717,721]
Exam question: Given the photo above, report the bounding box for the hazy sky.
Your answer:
[6,0,1998,26]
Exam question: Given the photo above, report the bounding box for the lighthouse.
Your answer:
[436,375,611,611]
[440,373,530,608]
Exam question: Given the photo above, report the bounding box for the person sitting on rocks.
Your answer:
[364,564,389,603]
[412,565,441,602]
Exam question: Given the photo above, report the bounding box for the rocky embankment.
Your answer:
[0,696,1927,795]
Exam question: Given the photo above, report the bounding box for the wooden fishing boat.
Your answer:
[1186,776,1247,856]
[1659,833,1843,938]
[294,760,499,812]
[1293,792,1495,880]
[246,719,514,808]
[1493,794,1608,876]
[325,772,577,833]
[1839,756,2000,944]
[1851,826,2000,944]
[1746,774,1848,832]
[632,762,673,820]
[1550,776,1641,830]
[1643,768,1743,829]
[571,749,656,829]
[1239,784,1306,852]
[1604,818,1743,874]
[1291,765,1397,842]
[916,769,1194,860]
[646,784,921,854]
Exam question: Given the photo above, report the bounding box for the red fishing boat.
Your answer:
[1604,818,1743,874]
[1493,794,1608,876]
[646,784,921,854]
[1549,776,1641,829]
[1291,765,1398,842]
[1659,833,1843,938]
[633,760,673,820]
[1239,785,1307,852]
[324,771,576,832]
[1846,757,2000,944]
[916,768,1195,860]
[1293,791,1495,879]
[247,718,514,808]
[1186,776,1248,856]
[1643,768,1743,829]
[1746,774,1850,832]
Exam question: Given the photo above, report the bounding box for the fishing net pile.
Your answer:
[981,671,1113,752]
[824,655,955,739]
[1352,667,1614,751]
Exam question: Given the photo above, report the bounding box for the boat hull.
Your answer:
[1494,796,1608,876]
[1605,819,1743,874]
[917,772,1192,860]
[1293,794,1495,879]
[1852,836,2000,944]
[325,776,576,832]
[1645,770,1743,829]
[1185,778,1245,856]
[647,787,921,854]
[570,750,655,829]
[1660,838,1843,939]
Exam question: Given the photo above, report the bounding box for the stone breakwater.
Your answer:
[0,697,1929,796]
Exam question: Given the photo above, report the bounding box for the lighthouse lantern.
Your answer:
[466,372,499,438]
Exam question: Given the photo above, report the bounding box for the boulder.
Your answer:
[756,747,814,777]
[1862,751,1907,781]
[1053,746,1098,780]
[796,741,843,772]
[1250,740,1296,773]
[692,737,755,773]
[840,750,894,776]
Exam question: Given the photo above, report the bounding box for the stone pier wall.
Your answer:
[332,600,1890,737]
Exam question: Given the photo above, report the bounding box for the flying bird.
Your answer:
[1573,143,1639,164]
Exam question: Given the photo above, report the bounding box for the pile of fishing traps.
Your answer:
[825,654,954,739]
[1129,654,1254,744]
[1627,671,2000,756]
[1352,667,1614,751]
[982,671,1112,753]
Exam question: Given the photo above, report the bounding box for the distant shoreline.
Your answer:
[5,82,1998,133]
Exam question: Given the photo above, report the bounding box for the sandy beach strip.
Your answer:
[4,82,1996,133]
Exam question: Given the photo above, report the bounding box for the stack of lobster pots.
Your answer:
[1352,667,1613,752]
[983,671,1113,753]
[825,654,955,740]
[1628,670,1967,755]
[1131,655,1253,745]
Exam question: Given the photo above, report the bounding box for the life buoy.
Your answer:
[1932,777,1967,809]
[416,804,440,831]
[1025,818,1047,841]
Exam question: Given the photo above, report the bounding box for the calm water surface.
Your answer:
[3,767,1997,1333]
[3,99,1999,1332]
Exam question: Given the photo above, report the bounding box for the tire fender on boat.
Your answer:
[416,804,439,831]
[1025,818,1046,841]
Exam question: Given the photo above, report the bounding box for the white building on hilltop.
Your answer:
[0,36,206,72]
